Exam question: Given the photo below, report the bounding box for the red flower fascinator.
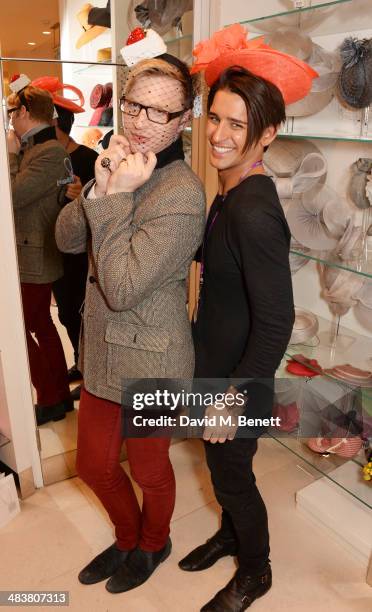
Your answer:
[31,76,85,113]
[191,24,318,105]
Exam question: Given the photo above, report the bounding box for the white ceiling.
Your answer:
[0,0,59,57]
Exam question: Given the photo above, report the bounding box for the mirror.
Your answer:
[0,0,193,485]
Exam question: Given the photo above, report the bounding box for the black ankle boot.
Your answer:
[200,565,272,611]
[78,543,131,585]
[179,532,237,572]
[105,538,172,594]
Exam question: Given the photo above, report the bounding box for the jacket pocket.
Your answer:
[16,230,44,276]
[105,321,169,390]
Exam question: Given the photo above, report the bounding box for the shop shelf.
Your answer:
[278,132,372,143]
[284,313,372,398]
[269,435,371,509]
[290,247,372,280]
[239,0,371,37]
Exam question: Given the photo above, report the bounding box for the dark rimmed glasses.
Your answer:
[119,96,185,125]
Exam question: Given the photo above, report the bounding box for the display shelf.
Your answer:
[284,313,372,398]
[290,247,372,280]
[279,132,372,144]
[240,0,371,36]
[0,432,10,448]
[270,435,371,509]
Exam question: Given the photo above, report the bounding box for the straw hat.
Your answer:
[76,3,108,50]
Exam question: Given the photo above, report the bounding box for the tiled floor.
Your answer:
[1,438,371,611]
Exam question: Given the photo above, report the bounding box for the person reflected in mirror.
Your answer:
[6,78,72,426]
[52,104,98,399]
[55,53,205,594]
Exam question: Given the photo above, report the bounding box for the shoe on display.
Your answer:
[105,538,171,593]
[179,532,238,572]
[78,543,131,585]
[68,365,83,384]
[200,565,272,611]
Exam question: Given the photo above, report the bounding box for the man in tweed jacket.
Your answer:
[7,83,71,425]
[55,55,205,594]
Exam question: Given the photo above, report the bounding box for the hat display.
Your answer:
[245,5,337,35]
[325,364,372,386]
[320,266,365,316]
[334,217,363,261]
[264,142,327,205]
[338,36,372,109]
[128,0,193,37]
[89,82,112,126]
[286,188,339,251]
[349,158,372,210]
[289,307,319,345]
[190,24,318,105]
[289,240,311,275]
[120,27,167,66]
[264,30,339,117]
[75,3,109,49]
[31,77,85,113]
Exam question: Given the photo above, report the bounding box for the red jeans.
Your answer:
[21,283,70,406]
[77,388,175,552]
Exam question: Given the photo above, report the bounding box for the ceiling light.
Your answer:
[27,42,36,46]
[42,31,51,35]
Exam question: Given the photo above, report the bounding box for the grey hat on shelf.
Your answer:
[264,28,339,116]
[128,0,193,36]
[349,158,372,209]
[338,37,372,109]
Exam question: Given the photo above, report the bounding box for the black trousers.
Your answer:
[52,252,88,365]
[204,437,270,574]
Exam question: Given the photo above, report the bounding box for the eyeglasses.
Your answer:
[119,96,185,125]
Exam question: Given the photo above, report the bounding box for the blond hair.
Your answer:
[7,85,54,123]
[124,58,198,110]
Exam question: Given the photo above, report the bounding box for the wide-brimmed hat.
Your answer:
[75,3,108,50]
[190,24,318,105]
[338,36,372,109]
[265,30,339,116]
[31,76,85,113]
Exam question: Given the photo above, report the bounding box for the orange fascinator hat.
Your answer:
[191,24,318,105]
[31,76,85,113]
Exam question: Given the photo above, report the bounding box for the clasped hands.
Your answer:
[94,135,157,197]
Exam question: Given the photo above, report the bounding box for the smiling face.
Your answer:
[122,73,189,155]
[207,88,257,173]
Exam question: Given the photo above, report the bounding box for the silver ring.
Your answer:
[101,157,112,172]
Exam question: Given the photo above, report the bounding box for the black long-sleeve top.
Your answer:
[193,174,295,383]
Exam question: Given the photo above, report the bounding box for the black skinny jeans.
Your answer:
[204,437,270,575]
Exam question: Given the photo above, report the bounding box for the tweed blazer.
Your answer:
[9,127,68,284]
[55,159,206,404]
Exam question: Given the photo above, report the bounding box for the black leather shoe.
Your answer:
[78,543,131,585]
[179,532,237,572]
[68,364,83,384]
[200,565,272,611]
[69,384,81,403]
[105,538,172,594]
[35,401,66,426]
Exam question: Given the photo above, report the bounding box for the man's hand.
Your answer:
[94,135,131,197]
[203,386,246,444]
[7,130,21,154]
[107,151,157,194]
[66,175,83,200]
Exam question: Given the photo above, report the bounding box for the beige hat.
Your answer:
[320,266,365,316]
